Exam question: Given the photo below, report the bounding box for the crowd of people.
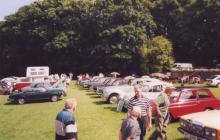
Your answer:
[119,84,170,140]
[55,80,171,140]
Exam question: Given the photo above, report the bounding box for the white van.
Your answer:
[26,66,49,82]
[173,63,193,71]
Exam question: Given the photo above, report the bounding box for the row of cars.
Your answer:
[8,81,67,104]
[1,76,67,104]
[79,75,220,140]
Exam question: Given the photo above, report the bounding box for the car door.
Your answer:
[31,88,47,100]
[22,91,34,100]
[172,90,198,118]
[196,89,214,111]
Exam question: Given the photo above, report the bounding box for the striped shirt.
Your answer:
[127,95,150,117]
[55,109,77,140]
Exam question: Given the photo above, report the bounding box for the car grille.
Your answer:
[184,121,204,137]
[190,123,204,136]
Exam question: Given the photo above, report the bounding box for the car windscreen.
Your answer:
[107,79,115,85]
[209,75,218,79]
[112,80,120,86]
[169,90,181,101]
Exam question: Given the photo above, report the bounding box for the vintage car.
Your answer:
[168,88,220,120]
[8,87,66,104]
[101,78,161,104]
[117,82,165,112]
[117,87,220,120]
[90,77,114,91]
[96,78,128,95]
[21,82,66,95]
[178,109,220,140]
[81,77,101,88]
[206,75,220,87]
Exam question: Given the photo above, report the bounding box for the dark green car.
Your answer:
[8,87,66,104]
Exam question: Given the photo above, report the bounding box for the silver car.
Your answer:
[101,78,160,104]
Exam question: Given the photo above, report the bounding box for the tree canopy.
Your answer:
[1,0,219,77]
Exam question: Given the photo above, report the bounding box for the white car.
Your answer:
[101,78,161,104]
[178,109,220,140]
[116,82,166,112]
[206,75,220,87]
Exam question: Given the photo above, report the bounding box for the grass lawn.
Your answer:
[0,82,220,140]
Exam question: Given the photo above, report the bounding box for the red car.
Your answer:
[14,82,32,91]
[169,87,220,120]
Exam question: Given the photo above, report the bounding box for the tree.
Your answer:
[139,36,174,74]
[0,0,177,77]
[174,0,220,67]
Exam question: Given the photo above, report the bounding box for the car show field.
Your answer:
[0,81,220,140]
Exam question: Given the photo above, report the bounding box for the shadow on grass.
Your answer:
[90,96,101,99]
[76,86,90,91]
[86,93,96,96]
[4,99,62,106]
[103,106,118,112]
[93,100,107,105]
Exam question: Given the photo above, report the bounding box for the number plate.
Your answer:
[184,132,197,140]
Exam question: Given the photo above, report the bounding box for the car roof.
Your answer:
[176,86,210,91]
[143,81,164,86]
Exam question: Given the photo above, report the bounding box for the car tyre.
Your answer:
[18,98,25,105]
[108,94,118,104]
[217,83,220,88]
[204,108,212,111]
[51,95,59,102]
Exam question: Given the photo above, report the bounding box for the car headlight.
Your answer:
[179,119,186,128]
[204,127,217,139]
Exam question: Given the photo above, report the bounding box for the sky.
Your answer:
[0,0,36,21]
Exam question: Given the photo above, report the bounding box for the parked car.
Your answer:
[81,76,100,88]
[169,88,220,120]
[90,77,113,91]
[206,75,220,87]
[96,78,128,95]
[117,82,165,112]
[8,87,66,104]
[101,78,161,104]
[178,109,220,140]
[21,82,66,95]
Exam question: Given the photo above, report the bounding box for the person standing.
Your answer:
[127,85,152,140]
[119,106,142,140]
[55,99,78,140]
[149,91,170,140]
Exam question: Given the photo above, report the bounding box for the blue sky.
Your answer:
[0,0,36,21]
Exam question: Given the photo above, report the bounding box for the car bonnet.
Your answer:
[181,110,220,130]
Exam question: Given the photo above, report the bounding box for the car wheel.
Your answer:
[18,98,25,105]
[51,95,59,102]
[204,108,212,111]
[217,84,220,88]
[108,94,118,104]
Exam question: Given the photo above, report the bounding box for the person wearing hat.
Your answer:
[149,87,171,140]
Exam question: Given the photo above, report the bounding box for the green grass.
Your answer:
[0,82,220,140]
